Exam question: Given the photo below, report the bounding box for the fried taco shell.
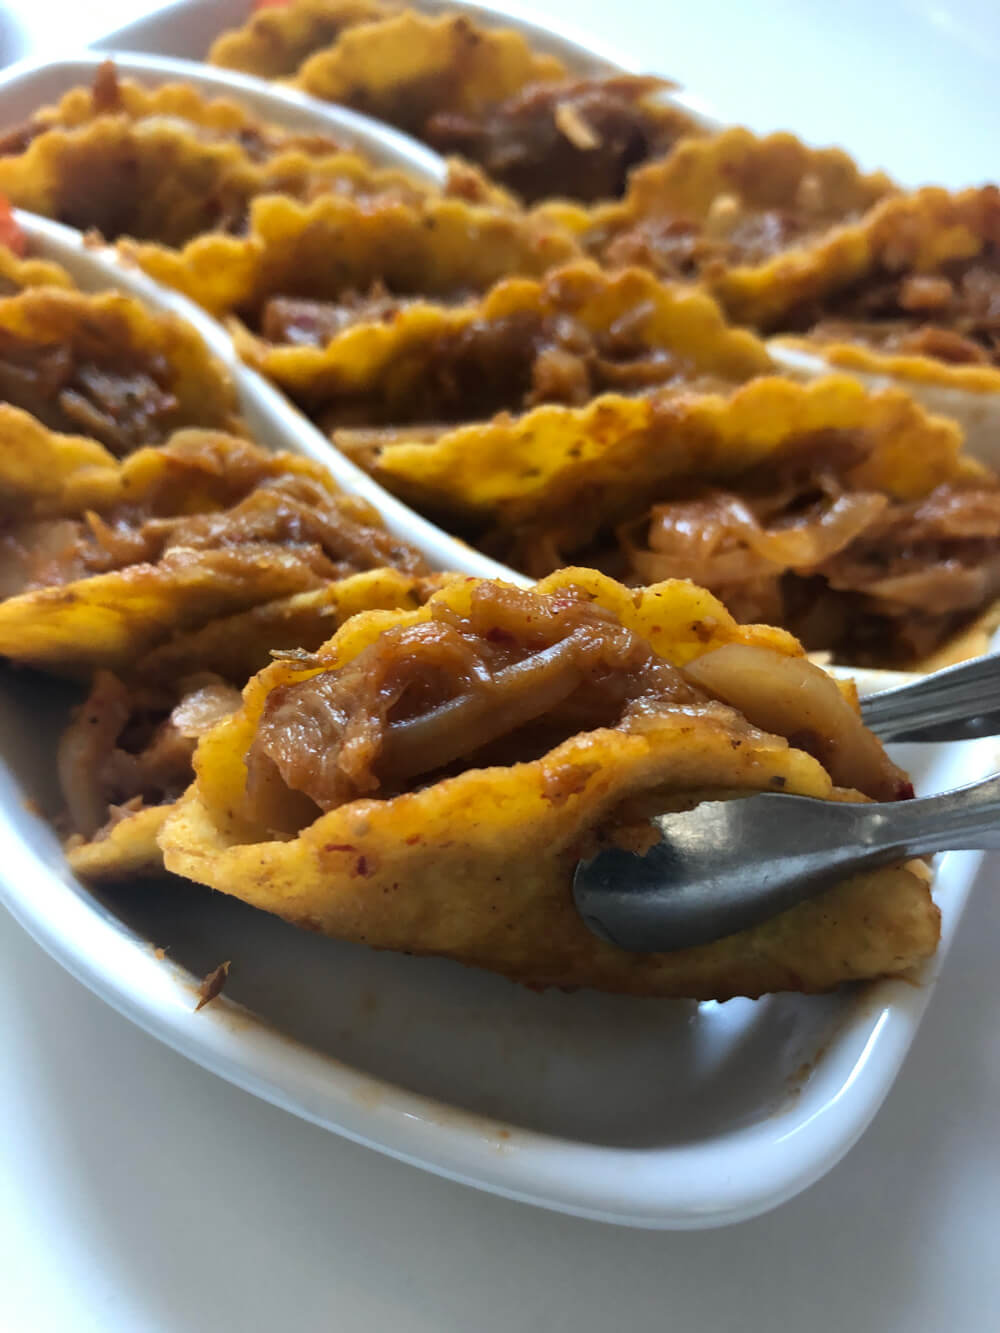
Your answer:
[293,9,566,135]
[0,285,239,454]
[125,191,581,318]
[546,128,896,327]
[241,261,771,433]
[210,0,392,79]
[0,116,431,247]
[0,58,348,158]
[0,236,75,295]
[770,186,1000,461]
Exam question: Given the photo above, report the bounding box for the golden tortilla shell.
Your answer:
[29,64,336,141]
[0,546,327,676]
[773,186,1000,393]
[245,261,772,420]
[135,565,447,684]
[0,404,118,517]
[0,430,371,673]
[0,285,239,443]
[622,128,891,223]
[37,427,329,521]
[66,805,172,881]
[294,9,565,133]
[210,0,391,79]
[372,373,972,542]
[546,128,896,329]
[0,242,75,294]
[0,117,431,246]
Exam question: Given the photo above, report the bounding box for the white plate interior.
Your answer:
[92,0,720,129]
[0,50,447,185]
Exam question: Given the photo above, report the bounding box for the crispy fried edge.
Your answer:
[0,285,239,432]
[121,190,582,316]
[247,260,772,405]
[0,118,429,247]
[0,244,75,293]
[0,403,118,515]
[772,186,1000,387]
[294,9,566,120]
[544,129,897,329]
[372,374,971,533]
[210,0,391,77]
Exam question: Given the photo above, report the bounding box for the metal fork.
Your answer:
[858,654,1000,743]
[572,653,1000,953]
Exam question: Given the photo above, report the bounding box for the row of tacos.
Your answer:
[0,227,939,1000]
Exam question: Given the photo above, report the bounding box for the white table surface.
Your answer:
[1,2,999,1329]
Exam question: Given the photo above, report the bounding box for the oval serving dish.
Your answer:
[0,211,992,1229]
[0,2,996,1231]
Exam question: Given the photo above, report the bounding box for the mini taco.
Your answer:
[159,569,934,998]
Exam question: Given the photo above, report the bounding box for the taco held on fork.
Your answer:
[159,569,936,1000]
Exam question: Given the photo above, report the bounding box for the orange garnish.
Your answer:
[0,195,26,256]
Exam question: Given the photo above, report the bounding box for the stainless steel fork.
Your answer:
[859,654,1000,743]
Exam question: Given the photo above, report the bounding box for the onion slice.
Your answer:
[379,627,595,781]
[684,643,909,801]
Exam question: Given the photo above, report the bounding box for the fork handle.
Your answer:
[861,654,1000,742]
[883,769,1000,854]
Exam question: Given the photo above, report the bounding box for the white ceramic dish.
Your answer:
[93,0,720,127]
[0,50,447,185]
[0,217,994,1230]
[0,18,996,1229]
